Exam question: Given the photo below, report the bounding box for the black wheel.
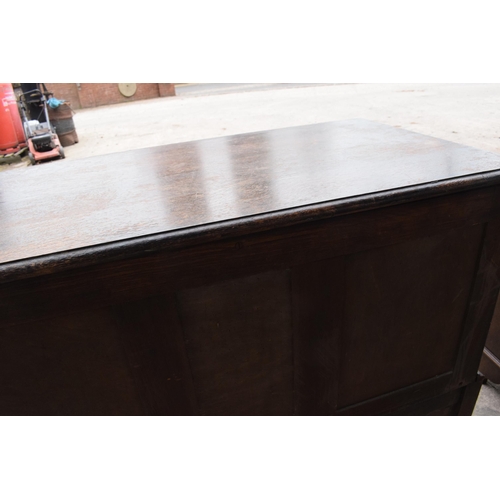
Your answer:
[28,152,36,165]
[59,146,65,159]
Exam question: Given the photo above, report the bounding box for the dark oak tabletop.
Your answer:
[2,119,500,268]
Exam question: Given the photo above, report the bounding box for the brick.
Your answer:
[43,83,175,109]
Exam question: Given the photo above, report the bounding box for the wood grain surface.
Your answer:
[2,119,500,268]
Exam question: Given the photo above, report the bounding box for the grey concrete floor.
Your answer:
[3,82,500,414]
[62,82,500,162]
[174,83,340,97]
[473,382,500,416]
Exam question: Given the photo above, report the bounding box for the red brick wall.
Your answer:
[44,83,82,108]
[158,83,176,97]
[44,83,175,109]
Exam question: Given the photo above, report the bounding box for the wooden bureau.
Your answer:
[2,119,500,415]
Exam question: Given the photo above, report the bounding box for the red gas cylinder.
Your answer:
[0,83,26,153]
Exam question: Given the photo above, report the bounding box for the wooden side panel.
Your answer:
[338,225,483,409]
[0,308,143,416]
[177,270,293,415]
[452,219,500,386]
[479,348,500,384]
[292,258,345,415]
[485,294,500,355]
[112,295,199,416]
[457,376,485,415]
[480,288,500,383]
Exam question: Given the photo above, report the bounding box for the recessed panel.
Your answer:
[177,270,293,415]
[338,224,483,408]
[0,308,143,415]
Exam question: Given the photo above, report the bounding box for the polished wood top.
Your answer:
[2,119,500,267]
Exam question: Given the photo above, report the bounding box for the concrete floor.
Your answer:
[174,82,340,97]
[3,82,500,414]
[473,382,500,416]
[60,82,500,162]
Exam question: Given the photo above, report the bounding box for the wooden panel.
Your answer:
[458,375,485,415]
[451,218,500,386]
[479,348,500,383]
[0,308,142,415]
[338,224,483,408]
[485,294,500,356]
[177,270,293,415]
[480,291,500,383]
[112,295,198,416]
[292,258,345,415]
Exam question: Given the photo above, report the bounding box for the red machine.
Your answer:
[18,86,64,164]
[0,83,26,154]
